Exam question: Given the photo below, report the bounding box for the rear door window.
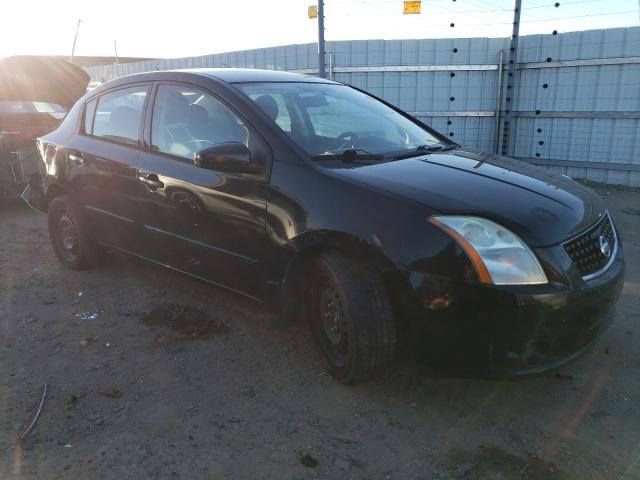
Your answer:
[92,86,149,145]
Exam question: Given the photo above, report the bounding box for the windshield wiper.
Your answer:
[311,148,385,163]
[416,143,457,152]
[391,143,457,159]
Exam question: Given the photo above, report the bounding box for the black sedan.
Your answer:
[24,69,625,384]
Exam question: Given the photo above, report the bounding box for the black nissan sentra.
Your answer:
[24,69,625,384]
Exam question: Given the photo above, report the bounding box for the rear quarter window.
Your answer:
[83,99,97,134]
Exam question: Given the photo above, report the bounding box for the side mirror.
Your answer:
[194,142,261,173]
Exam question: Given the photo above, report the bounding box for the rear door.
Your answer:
[137,82,271,299]
[69,84,150,253]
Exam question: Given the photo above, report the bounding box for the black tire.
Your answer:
[307,250,397,384]
[48,194,97,270]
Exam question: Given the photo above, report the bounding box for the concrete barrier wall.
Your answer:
[86,27,640,187]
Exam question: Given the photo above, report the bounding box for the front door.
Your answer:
[68,84,150,253]
[137,83,270,300]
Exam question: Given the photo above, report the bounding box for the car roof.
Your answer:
[188,68,338,84]
[88,68,340,97]
[120,68,337,83]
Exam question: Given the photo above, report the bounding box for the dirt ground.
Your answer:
[0,184,639,480]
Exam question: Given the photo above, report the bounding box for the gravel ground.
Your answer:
[0,184,639,480]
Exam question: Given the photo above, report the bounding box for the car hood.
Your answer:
[0,56,89,108]
[329,150,604,247]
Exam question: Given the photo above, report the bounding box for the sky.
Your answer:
[0,0,638,59]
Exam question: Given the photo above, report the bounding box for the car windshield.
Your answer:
[237,82,443,158]
[0,101,66,114]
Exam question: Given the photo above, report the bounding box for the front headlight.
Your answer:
[429,216,548,285]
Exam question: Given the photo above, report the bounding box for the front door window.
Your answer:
[151,85,249,160]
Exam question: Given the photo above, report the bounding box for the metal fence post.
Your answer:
[494,50,504,154]
[318,0,326,78]
[501,0,522,156]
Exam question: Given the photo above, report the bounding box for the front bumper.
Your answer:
[395,244,625,376]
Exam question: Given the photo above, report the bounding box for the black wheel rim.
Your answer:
[317,276,349,367]
[55,210,79,262]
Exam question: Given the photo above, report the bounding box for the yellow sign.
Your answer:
[403,0,421,14]
[308,5,318,19]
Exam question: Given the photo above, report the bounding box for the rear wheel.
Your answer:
[48,194,97,270]
[307,251,397,384]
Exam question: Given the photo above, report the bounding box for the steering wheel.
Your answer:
[336,131,359,147]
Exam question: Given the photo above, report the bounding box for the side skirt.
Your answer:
[98,242,264,304]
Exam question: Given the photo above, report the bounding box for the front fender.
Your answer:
[265,161,474,287]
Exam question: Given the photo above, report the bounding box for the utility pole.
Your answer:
[114,40,119,78]
[317,0,326,78]
[500,0,522,156]
[70,19,81,64]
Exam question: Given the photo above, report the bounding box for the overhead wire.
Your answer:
[336,0,635,16]
[326,0,637,28]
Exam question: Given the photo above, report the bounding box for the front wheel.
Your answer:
[48,194,98,270]
[307,251,397,384]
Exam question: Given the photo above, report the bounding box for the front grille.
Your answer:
[564,213,617,279]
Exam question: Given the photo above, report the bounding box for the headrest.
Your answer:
[254,95,278,122]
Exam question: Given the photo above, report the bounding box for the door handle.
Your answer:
[138,172,164,190]
[68,150,85,166]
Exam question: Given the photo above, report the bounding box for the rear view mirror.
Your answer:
[194,142,261,173]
